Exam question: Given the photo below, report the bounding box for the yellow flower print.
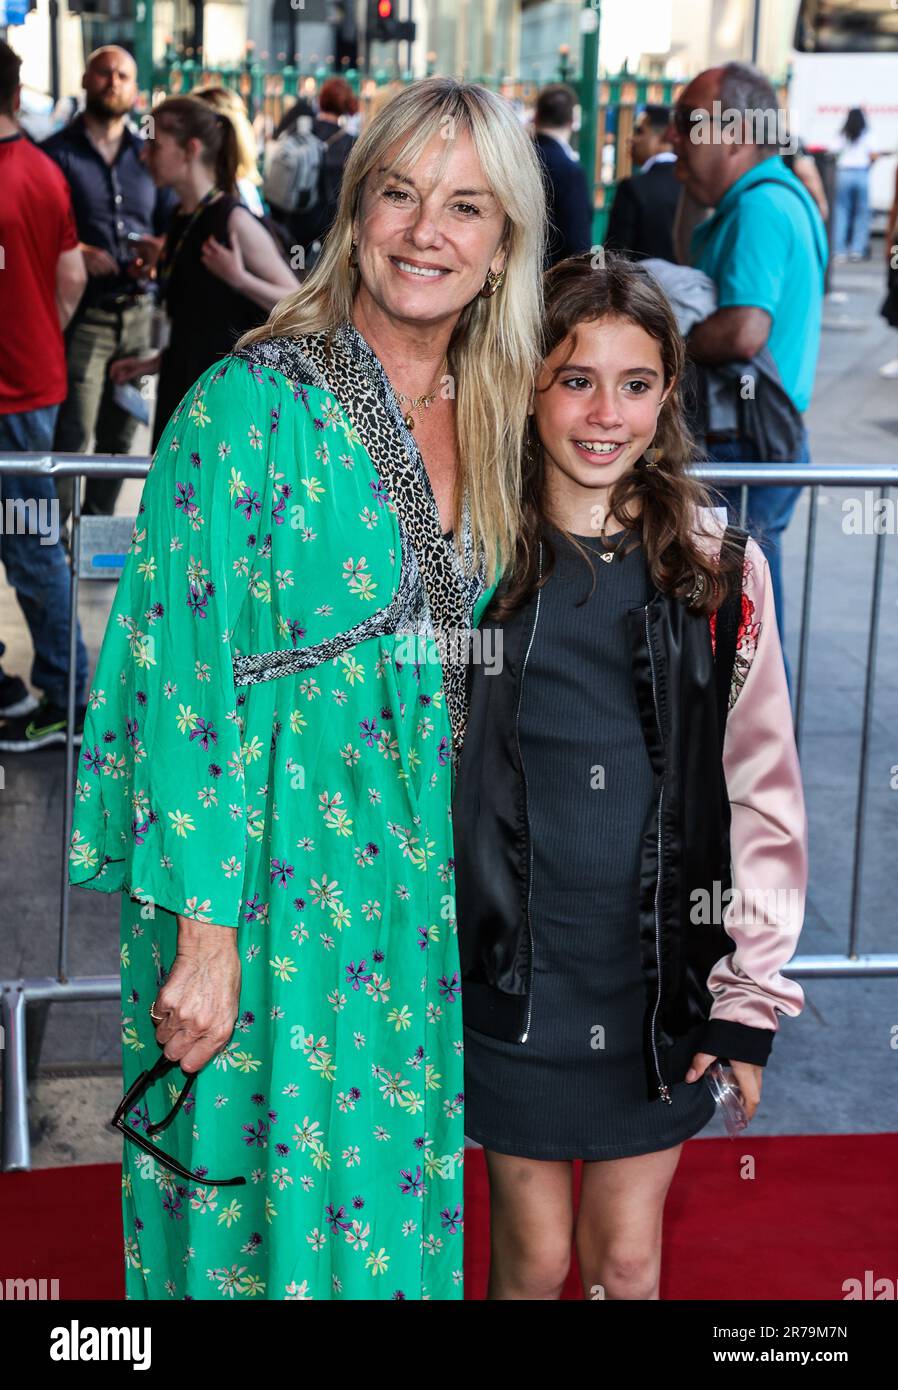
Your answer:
[168,809,196,837]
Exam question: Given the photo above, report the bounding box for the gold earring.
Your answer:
[480,267,505,298]
[644,445,662,468]
[348,239,358,268]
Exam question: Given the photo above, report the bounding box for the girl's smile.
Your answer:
[531,313,672,533]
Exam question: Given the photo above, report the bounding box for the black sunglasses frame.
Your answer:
[111,1050,246,1187]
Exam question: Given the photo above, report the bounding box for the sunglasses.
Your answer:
[111,1050,246,1188]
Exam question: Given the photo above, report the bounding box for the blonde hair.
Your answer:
[236,77,547,582]
[192,84,262,186]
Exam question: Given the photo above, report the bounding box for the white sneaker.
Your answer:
[878,356,898,378]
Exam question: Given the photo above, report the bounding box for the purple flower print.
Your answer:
[243,893,265,922]
[81,744,105,777]
[125,717,139,748]
[173,481,198,517]
[437,735,450,766]
[132,816,150,845]
[162,1191,184,1220]
[234,486,262,522]
[241,1119,269,1148]
[186,582,210,619]
[325,1203,351,1233]
[287,619,306,648]
[438,971,460,1003]
[270,859,295,888]
[358,718,379,747]
[188,717,218,750]
[440,1204,463,1234]
[369,479,390,508]
[399,1166,424,1197]
[346,960,372,991]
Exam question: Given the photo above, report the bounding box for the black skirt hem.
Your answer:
[463,1095,717,1162]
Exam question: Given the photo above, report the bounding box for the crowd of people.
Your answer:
[0,43,359,750]
[0,37,883,1303]
[2,40,894,754]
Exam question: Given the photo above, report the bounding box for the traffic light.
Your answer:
[375,0,397,43]
[369,0,416,45]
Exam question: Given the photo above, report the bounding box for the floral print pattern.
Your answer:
[69,352,494,1299]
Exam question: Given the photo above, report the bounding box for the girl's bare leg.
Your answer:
[575,1142,685,1300]
[483,1148,575,1300]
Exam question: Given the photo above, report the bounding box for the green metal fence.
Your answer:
[149,51,689,244]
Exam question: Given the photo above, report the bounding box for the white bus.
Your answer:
[789,0,898,219]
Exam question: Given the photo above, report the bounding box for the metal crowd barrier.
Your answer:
[0,455,895,1172]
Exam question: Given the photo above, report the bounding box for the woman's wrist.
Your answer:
[176,914,238,953]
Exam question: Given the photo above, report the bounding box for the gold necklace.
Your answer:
[396,356,447,431]
[595,528,631,564]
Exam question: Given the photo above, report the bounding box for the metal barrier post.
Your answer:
[848,488,890,959]
[0,454,149,1172]
[0,456,896,1171]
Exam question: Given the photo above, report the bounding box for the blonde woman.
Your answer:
[69,77,546,1301]
[193,83,266,216]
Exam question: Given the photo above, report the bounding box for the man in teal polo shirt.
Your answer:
[667,62,828,651]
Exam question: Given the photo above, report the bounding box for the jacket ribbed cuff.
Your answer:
[697,1018,775,1066]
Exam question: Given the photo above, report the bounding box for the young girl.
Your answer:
[453,253,808,1301]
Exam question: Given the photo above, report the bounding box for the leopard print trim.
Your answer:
[230,322,488,762]
[233,527,420,684]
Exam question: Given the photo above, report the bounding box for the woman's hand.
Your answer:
[685,1051,763,1122]
[151,918,241,1074]
[201,233,245,291]
[109,353,161,385]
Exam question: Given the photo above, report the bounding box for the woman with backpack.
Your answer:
[453,253,808,1300]
[265,78,358,269]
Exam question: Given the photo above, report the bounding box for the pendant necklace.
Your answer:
[396,355,447,431]
[596,527,631,563]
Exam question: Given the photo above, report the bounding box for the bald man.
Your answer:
[42,47,175,516]
[666,61,827,655]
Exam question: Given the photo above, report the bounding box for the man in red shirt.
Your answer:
[0,40,90,750]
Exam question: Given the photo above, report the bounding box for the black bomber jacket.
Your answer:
[452,525,780,1106]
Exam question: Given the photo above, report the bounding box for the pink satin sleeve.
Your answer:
[707,538,807,1032]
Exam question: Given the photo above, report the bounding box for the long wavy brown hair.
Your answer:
[489,253,743,620]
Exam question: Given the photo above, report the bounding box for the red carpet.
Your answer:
[1,1134,895,1300]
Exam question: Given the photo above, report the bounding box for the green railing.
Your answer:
[148,51,690,244]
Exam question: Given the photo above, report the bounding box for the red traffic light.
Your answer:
[377,0,392,16]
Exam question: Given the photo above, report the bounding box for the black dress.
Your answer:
[152,193,271,449]
[463,524,717,1160]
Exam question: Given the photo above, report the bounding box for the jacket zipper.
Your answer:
[645,607,673,1104]
[515,545,543,1043]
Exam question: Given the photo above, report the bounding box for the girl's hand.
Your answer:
[151,920,241,1074]
[685,1051,763,1122]
[201,233,245,291]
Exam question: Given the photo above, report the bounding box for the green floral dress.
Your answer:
[68,322,495,1300]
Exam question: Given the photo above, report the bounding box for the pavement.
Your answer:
[1,254,896,1167]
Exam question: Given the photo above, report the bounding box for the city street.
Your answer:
[0,252,895,1166]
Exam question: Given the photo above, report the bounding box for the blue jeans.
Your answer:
[0,404,88,707]
[833,166,870,258]
[707,427,809,691]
